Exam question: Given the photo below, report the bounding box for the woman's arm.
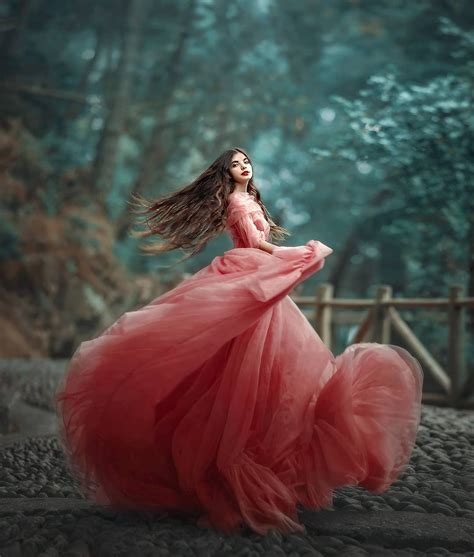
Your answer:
[258,239,276,254]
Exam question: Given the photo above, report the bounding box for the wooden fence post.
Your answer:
[372,285,392,343]
[315,283,333,350]
[292,281,474,408]
[448,285,466,407]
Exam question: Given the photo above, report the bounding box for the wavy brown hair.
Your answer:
[128,147,290,265]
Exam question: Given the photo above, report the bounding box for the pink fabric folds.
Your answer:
[55,191,423,535]
[226,191,271,248]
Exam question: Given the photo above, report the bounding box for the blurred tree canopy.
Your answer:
[313,18,473,297]
[0,0,473,357]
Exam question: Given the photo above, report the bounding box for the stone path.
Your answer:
[0,359,473,556]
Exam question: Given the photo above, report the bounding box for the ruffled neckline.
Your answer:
[229,191,259,206]
[231,191,257,202]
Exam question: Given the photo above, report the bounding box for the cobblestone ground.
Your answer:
[0,359,473,556]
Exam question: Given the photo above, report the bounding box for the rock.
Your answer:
[61,540,91,557]
[430,503,456,516]
[1,541,22,557]
[402,504,427,513]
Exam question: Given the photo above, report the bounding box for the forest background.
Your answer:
[0,0,472,387]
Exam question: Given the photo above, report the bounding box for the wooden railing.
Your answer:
[290,284,474,409]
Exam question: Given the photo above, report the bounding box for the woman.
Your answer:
[55,147,423,535]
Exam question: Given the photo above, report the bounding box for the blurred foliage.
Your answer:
[316,59,473,295]
[0,215,20,260]
[0,0,473,361]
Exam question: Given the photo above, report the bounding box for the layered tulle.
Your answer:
[55,238,423,535]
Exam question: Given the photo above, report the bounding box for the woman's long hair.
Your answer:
[128,147,290,265]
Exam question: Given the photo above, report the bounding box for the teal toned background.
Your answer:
[0,0,472,375]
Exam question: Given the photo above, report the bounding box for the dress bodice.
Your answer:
[226,192,271,248]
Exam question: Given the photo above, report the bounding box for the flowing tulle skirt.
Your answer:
[55,241,423,535]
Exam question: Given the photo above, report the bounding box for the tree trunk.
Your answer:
[65,24,104,120]
[133,0,196,194]
[94,0,149,206]
[467,198,474,332]
[328,188,392,294]
[1,0,36,59]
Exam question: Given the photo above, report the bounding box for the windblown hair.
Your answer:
[128,147,290,265]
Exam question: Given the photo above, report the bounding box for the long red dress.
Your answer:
[55,190,424,535]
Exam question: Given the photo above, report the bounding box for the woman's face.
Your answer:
[229,151,252,184]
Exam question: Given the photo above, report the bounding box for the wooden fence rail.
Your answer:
[290,284,474,409]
